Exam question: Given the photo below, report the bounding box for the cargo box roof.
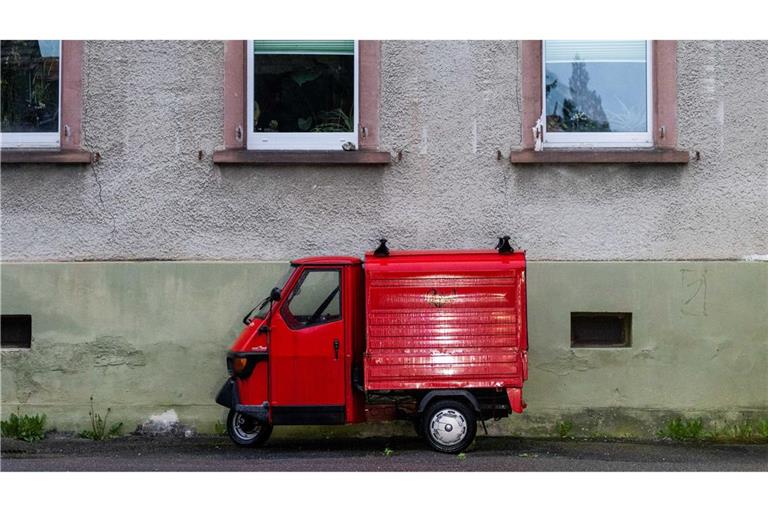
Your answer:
[291,250,525,267]
[364,249,526,269]
[366,249,525,260]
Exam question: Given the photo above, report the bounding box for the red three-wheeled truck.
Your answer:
[215,238,528,453]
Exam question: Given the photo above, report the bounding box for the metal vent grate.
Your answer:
[571,312,631,348]
[1,315,32,349]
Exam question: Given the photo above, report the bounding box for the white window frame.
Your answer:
[247,40,359,151]
[0,40,62,149]
[541,40,653,149]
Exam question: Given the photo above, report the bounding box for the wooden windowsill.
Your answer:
[212,149,391,166]
[1,148,98,165]
[509,149,690,164]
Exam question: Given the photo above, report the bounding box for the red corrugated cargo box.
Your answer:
[363,249,528,391]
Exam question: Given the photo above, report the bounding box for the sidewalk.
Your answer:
[2,434,766,471]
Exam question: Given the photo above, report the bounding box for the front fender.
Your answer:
[215,378,238,409]
[417,390,482,413]
[215,378,270,423]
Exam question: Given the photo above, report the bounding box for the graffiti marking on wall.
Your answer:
[681,269,708,317]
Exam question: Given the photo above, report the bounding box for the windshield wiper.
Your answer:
[242,287,283,325]
[242,296,270,325]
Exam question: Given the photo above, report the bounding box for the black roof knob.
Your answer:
[496,236,513,253]
[374,238,389,257]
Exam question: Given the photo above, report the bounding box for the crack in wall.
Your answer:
[88,159,117,240]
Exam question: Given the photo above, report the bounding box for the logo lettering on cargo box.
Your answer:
[426,288,457,308]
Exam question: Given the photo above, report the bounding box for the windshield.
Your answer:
[251,266,294,319]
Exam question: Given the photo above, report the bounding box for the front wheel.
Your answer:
[421,399,477,454]
[226,410,273,447]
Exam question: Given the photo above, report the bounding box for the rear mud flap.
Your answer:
[506,387,526,414]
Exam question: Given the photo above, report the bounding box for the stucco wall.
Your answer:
[2,261,765,436]
[1,40,766,261]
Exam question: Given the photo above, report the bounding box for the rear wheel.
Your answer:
[421,399,477,454]
[226,410,273,447]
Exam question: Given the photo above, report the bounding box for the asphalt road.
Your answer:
[1,435,766,471]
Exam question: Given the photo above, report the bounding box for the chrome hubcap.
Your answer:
[232,412,261,441]
[429,408,467,446]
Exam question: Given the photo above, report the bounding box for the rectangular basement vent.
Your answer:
[571,312,631,348]
[1,315,32,349]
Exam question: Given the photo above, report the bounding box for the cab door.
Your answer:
[269,267,346,424]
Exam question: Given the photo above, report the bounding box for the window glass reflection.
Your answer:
[1,40,60,133]
[253,41,354,134]
[545,40,647,133]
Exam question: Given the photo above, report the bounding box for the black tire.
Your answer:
[421,399,477,454]
[226,409,273,447]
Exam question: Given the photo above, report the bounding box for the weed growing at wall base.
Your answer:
[0,410,46,442]
[657,418,704,441]
[707,420,768,443]
[657,418,768,443]
[760,420,768,439]
[80,396,123,440]
[557,420,574,438]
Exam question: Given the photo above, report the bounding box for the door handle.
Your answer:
[333,339,340,360]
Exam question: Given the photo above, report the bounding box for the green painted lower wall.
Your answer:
[2,260,766,438]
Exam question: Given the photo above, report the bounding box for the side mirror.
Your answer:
[270,287,281,302]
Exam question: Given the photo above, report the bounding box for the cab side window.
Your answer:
[282,269,341,328]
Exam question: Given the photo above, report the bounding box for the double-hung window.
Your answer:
[247,40,359,151]
[1,40,61,148]
[542,40,653,148]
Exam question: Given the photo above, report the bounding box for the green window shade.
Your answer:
[253,40,354,55]
[545,40,647,63]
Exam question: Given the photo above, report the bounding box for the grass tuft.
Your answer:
[707,420,768,444]
[657,418,704,442]
[557,420,574,439]
[1,410,46,442]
